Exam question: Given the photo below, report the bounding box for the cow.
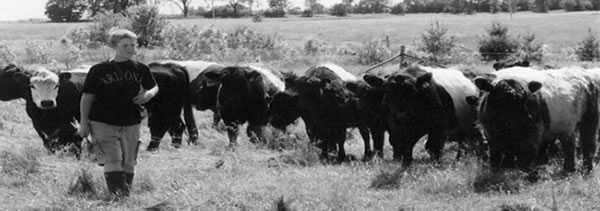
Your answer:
[144,62,200,151]
[469,66,600,175]
[363,65,482,167]
[269,63,373,161]
[204,64,285,146]
[0,64,83,154]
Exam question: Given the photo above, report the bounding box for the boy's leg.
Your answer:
[90,121,126,198]
[121,124,142,196]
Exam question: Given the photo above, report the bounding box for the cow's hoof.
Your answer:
[146,141,160,152]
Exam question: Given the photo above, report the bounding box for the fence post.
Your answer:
[399,45,405,69]
[385,35,390,48]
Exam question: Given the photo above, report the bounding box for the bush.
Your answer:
[532,0,549,12]
[23,41,54,64]
[301,9,314,17]
[357,38,393,65]
[562,0,594,11]
[161,25,227,60]
[127,5,169,47]
[575,29,600,61]
[304,38,328,55]
[44,0,88,22]
[330,3,349,16]
[478,22,518,61]
[390,3,406,14]
[263,8,286,17]
[86,12,133,47]
[419,21,456,63]
[516,33,544,62]
[0,43,16,65]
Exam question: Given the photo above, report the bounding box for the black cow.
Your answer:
[364,65,482,167]
[145,62,199,151]
[204,65,285,146]
[269,63,372,161]
[470,66,600,174]
[0,64,82,154]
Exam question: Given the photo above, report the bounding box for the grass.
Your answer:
[2,12,600,210]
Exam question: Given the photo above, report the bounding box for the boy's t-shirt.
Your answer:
[83,60,157,126]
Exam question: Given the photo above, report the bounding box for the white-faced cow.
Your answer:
[204,64,285,146]
[0,64,83,154]
[269,63,374,161]
[364,65,481,166]
[469,66,600,174]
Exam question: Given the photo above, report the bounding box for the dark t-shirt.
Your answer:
[83,60,157,126]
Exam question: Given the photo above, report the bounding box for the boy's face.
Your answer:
[114,38,136,59]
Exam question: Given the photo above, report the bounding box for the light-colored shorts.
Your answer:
[90,121,141,173]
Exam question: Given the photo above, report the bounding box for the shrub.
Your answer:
[44,0,88,22]
[575,29,600,61]
[390,3,406,14]
[562,0,594,11]
[330,3,349,16]
[357,38,392,65]
[55,38,81,69]
[354,0,389,13]
[252,15,263,22]
[419,21,456,63]
[304,38,328,55]
[87,12,132,47]
[127,5,169,47]
[288,7,303,15]
[23,41,54,64]
[478,22,518,61]
[161,25,227,60]
[301,9,314,17]
[0,43,16,65]
[263,8,286,17]
[515,33,544,62]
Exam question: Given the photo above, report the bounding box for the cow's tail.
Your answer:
[181,66,198,144]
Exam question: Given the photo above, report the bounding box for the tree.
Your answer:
[167,0,194,17]
[269,0,288,9]
[354,0,388,13]
[45,0,88,22]
[228,0,250,17]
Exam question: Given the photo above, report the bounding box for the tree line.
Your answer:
[45,0,600,22]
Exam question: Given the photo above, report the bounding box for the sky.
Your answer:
[0,0,342,21]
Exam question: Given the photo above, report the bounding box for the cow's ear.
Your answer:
[492,62,502,71]
[59,72,72,81]
[363,74,384,87]
[474,77,493,92]
[528,81,542,93]
[465,96,479,106]
[416,72,432,89]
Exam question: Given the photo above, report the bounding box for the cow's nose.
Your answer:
[41,100,55,108]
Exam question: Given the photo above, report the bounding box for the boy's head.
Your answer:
[108,29,137,59]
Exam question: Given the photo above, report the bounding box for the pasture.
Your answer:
[1,11,600,210]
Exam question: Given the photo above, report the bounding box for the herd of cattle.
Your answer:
[2,59,600,177]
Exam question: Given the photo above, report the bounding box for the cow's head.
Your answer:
[0,64,31,101]
[268,73,327,130]
[472,75,545,145]
[204,66,267,118]
[189,64,225,110]
[29,67,63,109]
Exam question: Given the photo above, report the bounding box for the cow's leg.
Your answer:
[147,114,169,152]
[225,122,239,147]
[246,123,265,144]
[517,141,538,181]
[167,118,185,148]
[358,126,372,161]
[212,112,222,130]
[335,128,346,163]
[425,130,445,162]
[579,101,599,174]
[372,127,385,159]
[559,134,576,173]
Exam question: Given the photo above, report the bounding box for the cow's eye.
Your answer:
[29,84,36,89]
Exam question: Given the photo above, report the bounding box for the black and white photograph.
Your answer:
[0,0,599,210]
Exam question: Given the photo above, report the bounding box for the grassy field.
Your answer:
[1,12,600,210]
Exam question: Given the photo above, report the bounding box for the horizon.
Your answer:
[0,0,350,21]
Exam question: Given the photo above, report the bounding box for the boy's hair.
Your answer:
[107,28,137,48]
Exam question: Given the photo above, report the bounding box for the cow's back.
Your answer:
[306,63,358,82]
[246,65,285,95]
